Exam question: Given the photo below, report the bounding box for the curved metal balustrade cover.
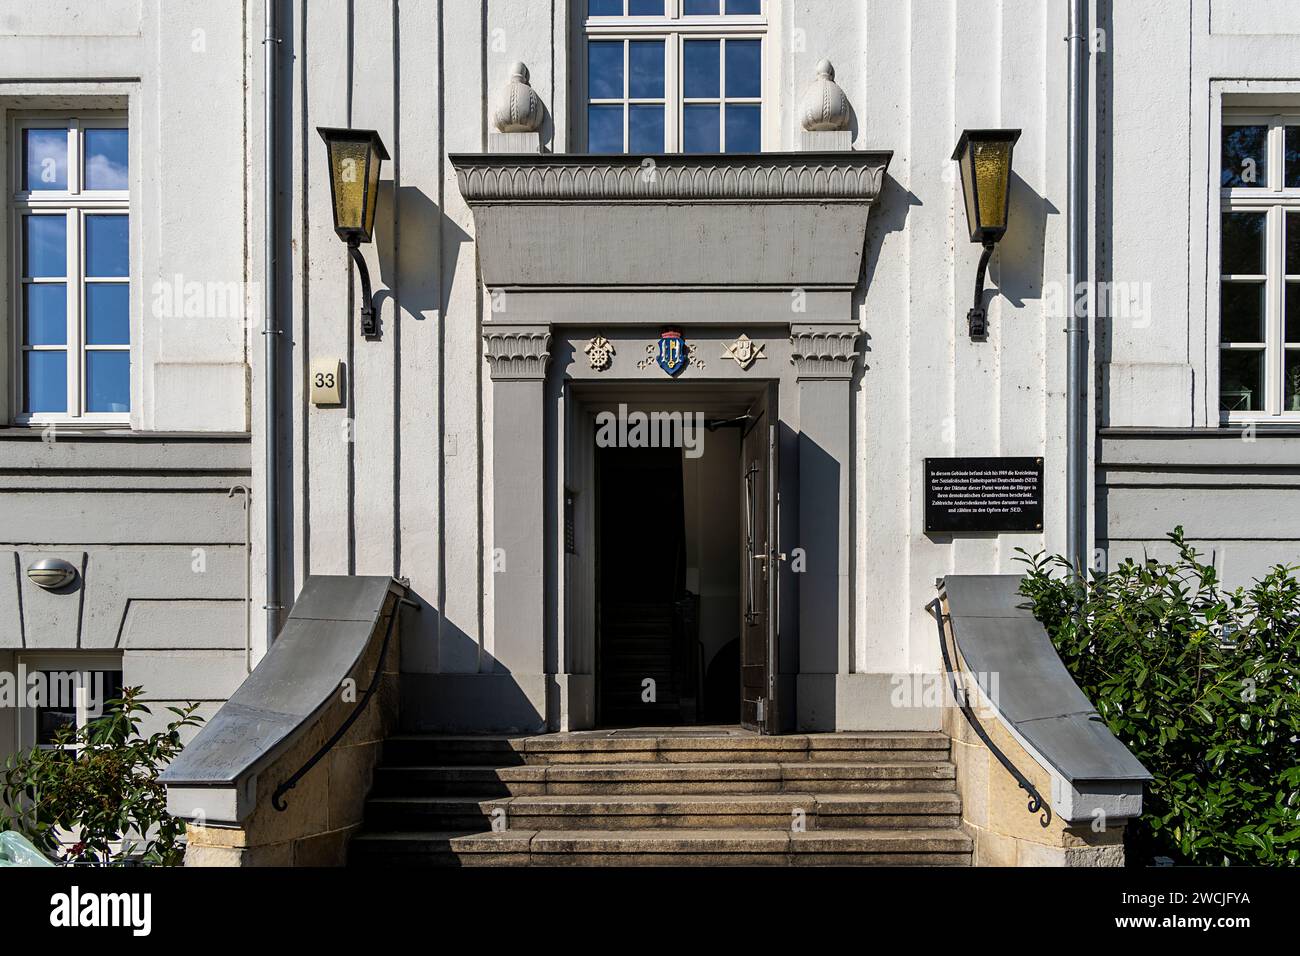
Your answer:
[942,574,1150,785]
[160,576,403,792]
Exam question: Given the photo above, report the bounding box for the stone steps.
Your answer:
[362,791,962,831]
[351,731,970,867]
[371,760,958,796]
[349,827,974,867]
[381,731,951,765]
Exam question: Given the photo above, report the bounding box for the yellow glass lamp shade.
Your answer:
[952,129,1021,244]
[317,127,389,244]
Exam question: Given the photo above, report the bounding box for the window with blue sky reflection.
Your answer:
[14,118,129,419]
[585,0,763,154]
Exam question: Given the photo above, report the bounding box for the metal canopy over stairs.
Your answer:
[349,729,972,867]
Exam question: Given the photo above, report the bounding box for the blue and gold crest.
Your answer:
[656,329,687,377]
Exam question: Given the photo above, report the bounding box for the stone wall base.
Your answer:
[797,673,944,732]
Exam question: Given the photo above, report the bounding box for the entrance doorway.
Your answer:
[590,386,779,732]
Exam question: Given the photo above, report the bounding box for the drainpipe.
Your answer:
[1065,0,1090,578]
[228,485,253,672]
[263,0,281,645]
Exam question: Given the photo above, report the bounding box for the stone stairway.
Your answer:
[348,729,972,866]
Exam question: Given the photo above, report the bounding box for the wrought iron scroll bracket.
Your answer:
[272,595,420,812]
[967,241,996,340]
[348,240,378,338]
[927,597,1051,828]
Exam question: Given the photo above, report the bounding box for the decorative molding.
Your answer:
[790,326,859,380]
[451,152,890,204]
[800,59,851,133]
[584,335,615,371]
[483,327,552,380]
[493,62,544,134]
[722,334,768,370]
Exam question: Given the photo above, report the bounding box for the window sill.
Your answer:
[0,426,250,441]
[1101,425,1300,437]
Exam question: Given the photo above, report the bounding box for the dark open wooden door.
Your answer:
[739,384,779,734]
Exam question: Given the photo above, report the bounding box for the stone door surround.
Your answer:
[455,151,889,732]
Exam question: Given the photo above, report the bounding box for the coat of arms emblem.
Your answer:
[655,329,688,377]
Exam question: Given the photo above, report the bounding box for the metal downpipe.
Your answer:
[263,0,281,646]
[1066,0,1090,578]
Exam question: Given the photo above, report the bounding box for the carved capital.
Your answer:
[484,326,552,380]
[790,325,859,380]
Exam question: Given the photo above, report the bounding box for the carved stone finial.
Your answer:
[493,61,544,134]
[799,58,851,133]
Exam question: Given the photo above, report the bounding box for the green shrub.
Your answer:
[1017,529,1300,866]
[0,687,203,866]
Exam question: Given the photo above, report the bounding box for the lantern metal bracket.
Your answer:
[967,241,996,341]
[347,240,378,338]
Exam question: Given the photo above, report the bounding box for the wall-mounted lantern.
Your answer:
[317,127,389,337]
[952,129,1021,340]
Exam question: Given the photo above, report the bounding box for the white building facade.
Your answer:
[1,0,1298,754]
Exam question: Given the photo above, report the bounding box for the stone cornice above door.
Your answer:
[452,152,890,204]
[451,151,892,324]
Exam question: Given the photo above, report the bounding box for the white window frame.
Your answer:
[1218,111,1300,422]
[581,0,766,154]
[13,653,124,753]
[9,113,130,426]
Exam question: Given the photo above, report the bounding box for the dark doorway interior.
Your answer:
[596,443,741,727]
[598,446,685,726]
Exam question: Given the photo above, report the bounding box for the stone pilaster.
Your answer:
[791,324,858,729]
[483,325,551,730]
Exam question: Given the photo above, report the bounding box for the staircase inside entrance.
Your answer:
[349,728,972,866]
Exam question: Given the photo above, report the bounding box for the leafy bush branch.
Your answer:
[0,687,203,866]
[1017,529,1300,866]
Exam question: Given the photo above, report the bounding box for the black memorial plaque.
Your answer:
[924,457,1044,533]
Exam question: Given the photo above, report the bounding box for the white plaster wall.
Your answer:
[0,436,252,762]
[1105,0,1300,426]
[1101,0,1194,426]
[278,0,1075,716]
[0,3,254,763]
[1094,0,1300,582]
[0,0,251,432]
[4,0,1268,730]
[849,0,1069,677]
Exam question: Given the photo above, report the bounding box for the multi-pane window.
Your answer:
[14,659,123,750]
[1218,113,1300,418]
[12,116,130,422]
[584,0,764,154]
